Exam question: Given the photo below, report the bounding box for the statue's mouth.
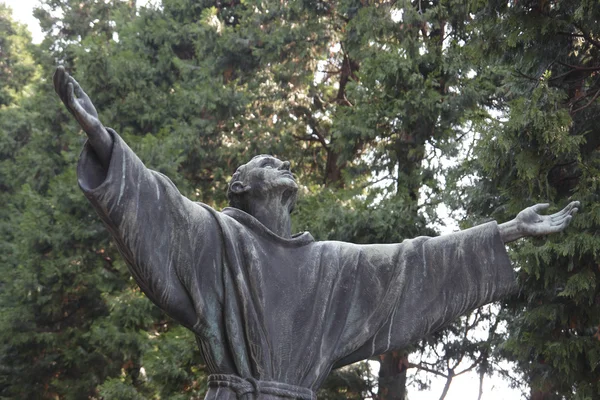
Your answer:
[281,171,295,180]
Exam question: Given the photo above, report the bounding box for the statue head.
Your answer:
[227,155,298,214]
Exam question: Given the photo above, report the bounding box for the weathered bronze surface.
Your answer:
[54,67,578,399]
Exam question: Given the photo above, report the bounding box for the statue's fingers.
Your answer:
[551,202,576,219]
[68,76,82,98]
[67,82,75,106]
[67,83,85,116]
[71,79,94,107]
[53,67,63,95]
[557,206,577,219]
[552,202,581,222]
[551,215,571,226]
[558,215,573,230]
[571,206,579,216]
[531,203,550,214]
[569,200,581,213]
[54,67,69,103]
[547,217,573,235]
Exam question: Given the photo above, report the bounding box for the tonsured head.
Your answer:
[227,155,298,213]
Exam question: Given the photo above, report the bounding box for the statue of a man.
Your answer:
[54,67,579,400]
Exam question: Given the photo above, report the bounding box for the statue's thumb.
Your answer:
[52,68,61,93]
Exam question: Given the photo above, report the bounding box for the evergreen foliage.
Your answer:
[459,1,600,398]
[1,0,599,399]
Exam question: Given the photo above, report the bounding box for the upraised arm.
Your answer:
[53,67,112,169]
[498,201,580,243]
[54,67,207,329]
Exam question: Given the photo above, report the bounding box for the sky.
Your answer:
[2,0,525,398]
[4,0,44,43]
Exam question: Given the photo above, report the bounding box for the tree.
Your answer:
[0,0,537,398]
[0,4,37,107]
[0,1,208,398]
[460,0,600,398]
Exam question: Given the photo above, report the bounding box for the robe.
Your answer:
[78,129,517,399]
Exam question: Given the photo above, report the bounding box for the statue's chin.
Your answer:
[282,188,298,211]
[267,177,298,193]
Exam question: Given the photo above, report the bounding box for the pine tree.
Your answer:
[0,0,524,398]
[461,0,600,398]
[0,1,208,398]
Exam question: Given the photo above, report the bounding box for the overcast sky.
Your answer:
[4,0,43,42]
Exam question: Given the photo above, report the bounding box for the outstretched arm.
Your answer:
[54,67,206,329]
[498,201,580,243]
[53,66,112,169]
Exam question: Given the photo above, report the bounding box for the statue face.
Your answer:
[242,155,298,194]
[227,155,299,213]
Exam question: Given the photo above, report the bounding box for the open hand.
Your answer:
[516,201,580,237]
[53,66,102,134]
[53,66,112,168]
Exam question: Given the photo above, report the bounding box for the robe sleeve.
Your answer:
[77,128,216,329]
[331,222,516,368]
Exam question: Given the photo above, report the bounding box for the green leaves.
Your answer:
[464,0,600,396]
[4,0,600,398]
[559,268,597,305]
[0,5,38,107]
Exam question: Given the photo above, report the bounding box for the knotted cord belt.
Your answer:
[206,374,316,400]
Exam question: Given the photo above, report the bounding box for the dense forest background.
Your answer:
[1,0,599,399]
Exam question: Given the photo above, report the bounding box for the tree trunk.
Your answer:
[530,389,555,400]
[376,133,427,400]
[325,150,344,186]
[378,351,409,400]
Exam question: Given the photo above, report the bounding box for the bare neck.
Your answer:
[245,195,293,239]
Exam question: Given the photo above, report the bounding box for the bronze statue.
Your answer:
[54,67,579,400]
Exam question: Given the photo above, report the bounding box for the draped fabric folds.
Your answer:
[77,129,517,398]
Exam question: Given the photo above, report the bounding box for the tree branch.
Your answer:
[407,362,449,379]
[292,106,329,150]
[359,173,394,190]
[336,42,358,106]
[513,70,539,82]
[292,134,322,142]
[572,23,600,50]
[556,31,586,38]
[438,369,454,400]
[571,88,600,114]
[454,354,484,377]
[556,60,600,71]
[477,367,485,400]
[548,61,600,83]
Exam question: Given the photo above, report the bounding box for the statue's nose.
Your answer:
[279,161,291,171]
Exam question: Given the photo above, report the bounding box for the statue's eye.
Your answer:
[264,165,273,169]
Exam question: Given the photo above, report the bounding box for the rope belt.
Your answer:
[206,374,316,400]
